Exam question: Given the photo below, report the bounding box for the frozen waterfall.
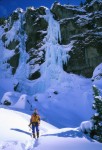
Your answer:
[14,9,68,95]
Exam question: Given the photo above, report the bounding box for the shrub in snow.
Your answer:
[53,91,58,95]
[14,82,19,91]
[80,120,93,134]
[3,100,11,106]
[34,96,38,101]
[0,18,5,25]
[89,85,102,142]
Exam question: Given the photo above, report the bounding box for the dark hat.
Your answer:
[34,112,37,115]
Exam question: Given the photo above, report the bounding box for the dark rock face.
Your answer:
[25,7,48,50]
[1,7,47,80]
[84,0,102,12]
[6,40,19,50]
[7,53,20,74]
[60,17,87,44]
[51,2,86,20]
[66,30,102,77]
[24,7,47,80]
[51,0,102,78]
[29,70,41,80]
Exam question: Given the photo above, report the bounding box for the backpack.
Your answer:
[31,114,40,123]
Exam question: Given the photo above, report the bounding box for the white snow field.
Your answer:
[0,108,102,150]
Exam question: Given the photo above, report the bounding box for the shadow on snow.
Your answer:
[11,128,94,143]
[11,128,31,136]
[42,129,94,142]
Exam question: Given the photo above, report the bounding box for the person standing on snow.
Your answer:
[29,108,40,138]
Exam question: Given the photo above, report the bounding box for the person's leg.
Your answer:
[32,124,35,138]
[35,124,39,138]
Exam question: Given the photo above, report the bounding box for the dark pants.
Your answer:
[32,122,39,134]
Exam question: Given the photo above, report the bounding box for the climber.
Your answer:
[29,108,40,138]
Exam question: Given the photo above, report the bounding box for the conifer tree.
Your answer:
[80,1,84,7]
[90,85,102,142]
[84,0,93,5]
[86,0,93,4]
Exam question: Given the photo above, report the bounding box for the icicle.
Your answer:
[41,9,68,72]
[14,13,29,81]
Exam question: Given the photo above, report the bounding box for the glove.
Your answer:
[28,124,31,127]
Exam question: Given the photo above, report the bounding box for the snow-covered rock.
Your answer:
[80,120,93,133]
[92,63,102,81]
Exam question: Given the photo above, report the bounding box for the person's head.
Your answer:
[34,112,37,116]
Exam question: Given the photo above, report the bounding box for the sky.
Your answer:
[0,0,85,17]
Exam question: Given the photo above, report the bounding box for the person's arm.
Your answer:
[38,115,40,125]
[28,116,32,126]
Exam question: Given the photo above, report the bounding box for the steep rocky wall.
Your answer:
[1,7,48,79]
[0,0,102,79]
[25,7,48,50]
[51,0,102,77]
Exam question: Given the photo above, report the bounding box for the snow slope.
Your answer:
[0,74,93,128]
[0,108,102,150]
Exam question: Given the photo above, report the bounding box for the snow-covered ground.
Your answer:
[0,74,93,128]
[0,108,102,150]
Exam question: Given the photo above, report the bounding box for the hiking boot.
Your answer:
[33,133,35,138]
[37,132,39,138]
